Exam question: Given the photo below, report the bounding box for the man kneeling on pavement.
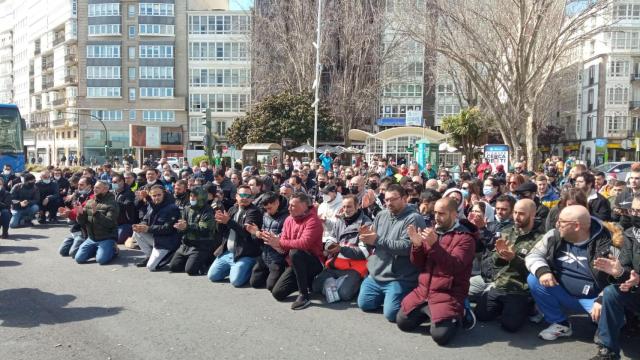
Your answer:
[396,197,476,346]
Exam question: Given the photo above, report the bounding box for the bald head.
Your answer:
[425,179,438,190]
[557,205,591,243]
[513,199,536,231]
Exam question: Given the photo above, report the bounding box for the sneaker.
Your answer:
[590,346,620,360]
[529,312,544,324]
[113,243,120,257]
[538,323,572,341]
[135,257,150,268]
[291,294,311,310]
[463,307,477,330]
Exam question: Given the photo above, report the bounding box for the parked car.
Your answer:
[166,157,180,169]
[593,161,634,181]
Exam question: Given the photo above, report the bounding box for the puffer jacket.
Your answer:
[261,196,288,266]
[115,186,137,225]
[179,187,217,249]
[141,195,180,250]
[324,210,373,277]
[10,182,39,210]
[76,191,119,241]
[400,221,476,324]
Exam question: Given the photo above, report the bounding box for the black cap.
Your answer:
[321,185,337,194]
[515,181,537,194]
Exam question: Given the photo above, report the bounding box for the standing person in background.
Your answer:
[320,150,333,172]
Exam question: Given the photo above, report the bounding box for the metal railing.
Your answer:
[53,37,65,46]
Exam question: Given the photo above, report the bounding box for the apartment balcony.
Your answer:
[64,54,77,63]
[630,101,640,109]
[52,98,66,107]
[64,75,77,84]
[605,130,629,139]
[43,81,54,89]
[51,118,66,127]
[53,37,65,46]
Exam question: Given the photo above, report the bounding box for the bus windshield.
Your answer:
[0,107,22,153]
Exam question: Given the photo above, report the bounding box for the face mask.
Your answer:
[285,166,290,170]
[461,189,469,199]
[349,185,359,194]
[322,194,332,203]
[190,200,198,206]
[200,167,208,172]
[77,188,89,195]
[42,179,51,184]
[346,175,353,180]
[111,183,121,191]
[483,186,495,197]
[368,182,378,191]
[147,180,156,185]
[318,181,326,188]
[3,170,10,175]
[25,182,34,188]
[164,176,171,181]
[54,176,61,180]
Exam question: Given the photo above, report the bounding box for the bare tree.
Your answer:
[397,0,612,169]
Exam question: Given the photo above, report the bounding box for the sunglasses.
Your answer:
[238,193,252,199]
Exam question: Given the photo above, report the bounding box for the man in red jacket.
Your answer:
[397,197,476,346]
[262,192,324,310]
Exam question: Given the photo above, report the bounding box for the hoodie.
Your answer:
[179,187,216,249]
[367,204,426,286]
[317,192,343,240]
[443,188,466,220]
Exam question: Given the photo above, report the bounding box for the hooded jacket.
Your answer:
[76,191,119,241]
[317,192,343,240]
[36,179,60,204]
[260,195,289,266]
[367,204,426,286]
[525,217,617,296]
[0,187,12,211]
[400,220,476,323]
[115,185,137,225]
[174,189,190,211]
[141,194,181,250]
[324,210,373,277]
[587,189,612,222]
[179,187,216,249]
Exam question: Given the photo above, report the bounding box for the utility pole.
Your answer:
[312,0,322,159]
[202,107,214,165]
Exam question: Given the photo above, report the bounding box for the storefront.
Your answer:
[83,130,132,165]
[129,125,185,165]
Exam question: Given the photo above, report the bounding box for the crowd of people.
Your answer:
[2,151,639,359]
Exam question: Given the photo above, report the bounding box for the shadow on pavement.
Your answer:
[8,234,49,240]
[0,260,21,267]
[0,245,39,254]
[110,248,144,267]
[0,288,123,328]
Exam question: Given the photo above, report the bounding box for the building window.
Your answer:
[88,24,121,36]
[606,115,628,132]
[139,24,175,36]
[189,68,249,87]
[129,109,136,120]
[436,84,455,97]
[216,120,226,136]
[379,104,422,118]
[140,87,173,98]
[128,67,136,80]
[188,15,250,35]
[608,60,629,77]
[88,3,120,17]
[139,3,175,16]
[90,109,123,121]
[128,25,136,39]
[128,4,136,17]
[86,66,121,79]
[188,42,248,61]
[143,110,175,122]
[436,104,461,121]
[382,84,423,97]
[139,66,173,80]
[189,116,206,137]
[129,88,136,101]
[189,93,249,112]
[614,4,640,20]
[139,45,174,58]
[87,87,121,98]
[86,45,120,58]
[606,86,629,105]
[609,31,640,50]
[128,46,136,59]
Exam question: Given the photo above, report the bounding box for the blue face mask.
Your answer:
[111,183,121,191]
[189,200,197,206]
[461,189,469,199]
[483,186,495,197]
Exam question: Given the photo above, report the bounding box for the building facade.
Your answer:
[186,0,251,151]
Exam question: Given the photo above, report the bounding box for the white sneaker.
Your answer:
[529,312,544,324]
[538,323,572,341]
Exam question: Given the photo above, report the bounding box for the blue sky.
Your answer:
[229,0,253,11]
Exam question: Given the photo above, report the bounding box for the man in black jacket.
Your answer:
[9,173,39,228]
[169,187,217,276]
[36,170,60,224]
[214,168,236,210]
[54,168,71,200]
[112,174,137,244]
[612,167,640,229]
[575,172,611,221]
[132,185,181,271]
[173,179,190,211]
[2,164,19,191]
[58,176,93,257]
[0,177,12,238]
[207,185,263,287]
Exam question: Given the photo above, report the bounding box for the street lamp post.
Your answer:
[312,0,323,158]
[58,111,109,161]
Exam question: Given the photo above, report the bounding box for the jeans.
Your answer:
[207,251,256,287]
[0,208,11,232]
[357,276,413,322]
[598,284,640,354]
[59,231,85,258]
[74,238,116,265]
[271,250,323,300]
[312,268,363,302]
[10,204,39,228]
[117,224,133,244]
[527,273,595,324]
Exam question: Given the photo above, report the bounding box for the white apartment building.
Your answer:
[0,19,13,104]
[186,0,251,151]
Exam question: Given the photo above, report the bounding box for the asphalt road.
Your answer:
[0,224,638,360]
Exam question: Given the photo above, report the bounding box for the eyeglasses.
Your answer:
[384,196,401,203]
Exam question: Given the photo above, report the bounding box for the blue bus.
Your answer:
[0,104,26,172]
